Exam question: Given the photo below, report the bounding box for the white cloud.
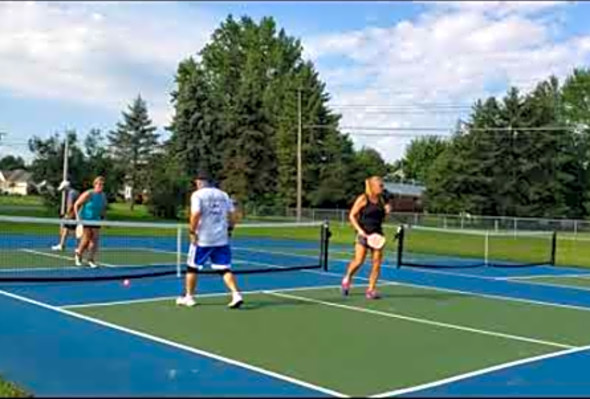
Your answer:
[0,2,216,128]
[305,1,590,162]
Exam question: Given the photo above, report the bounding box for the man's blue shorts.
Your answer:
[186,244,232,271]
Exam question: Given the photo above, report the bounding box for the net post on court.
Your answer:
[0,215,330,282]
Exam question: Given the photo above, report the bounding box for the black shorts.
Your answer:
[356,234,368,248]
[82,222,101,230]
[61,219,77,230]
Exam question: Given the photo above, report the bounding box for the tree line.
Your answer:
[396,69,590,219]
[26,15,389,219]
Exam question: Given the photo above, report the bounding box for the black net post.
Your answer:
[550,231,557,266]
[321,220,331,271]
[396,225,405,268]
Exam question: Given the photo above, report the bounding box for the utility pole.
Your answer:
[297,87,302,222]
[60,137,69,216]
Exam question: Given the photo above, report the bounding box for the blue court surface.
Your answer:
[3,238,590,396]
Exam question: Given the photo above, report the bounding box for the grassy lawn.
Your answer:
[0,195,43,207]
[0,376,30,397]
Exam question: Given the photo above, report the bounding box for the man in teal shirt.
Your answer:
[74,176,107,267]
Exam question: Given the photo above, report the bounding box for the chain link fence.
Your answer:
[241,206,590,237]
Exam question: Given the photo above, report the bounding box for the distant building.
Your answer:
[383,182,425,212]
[0,169,34,196]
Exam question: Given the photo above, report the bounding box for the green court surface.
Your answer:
[72,283,590,397]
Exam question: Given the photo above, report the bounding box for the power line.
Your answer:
[329,104,473,109]
[306,124,575,132]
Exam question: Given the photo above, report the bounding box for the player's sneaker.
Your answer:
[228,295,243,309]
[365,289,381,300]
[88,260,98,268]
[74,252,82,266]
[51,244,64,251]
[176,295,196,307]
[341,278,351,296]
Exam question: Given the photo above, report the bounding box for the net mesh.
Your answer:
[0,216,329,282]
[397,225,556,269]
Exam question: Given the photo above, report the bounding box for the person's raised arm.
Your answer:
[73,191,90,220]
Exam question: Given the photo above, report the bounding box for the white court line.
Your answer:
[506,279,590,293]
[61,283,353,309]
[371,344,590,397]
[19,249,117,268]
[0,288,346,398]
[266,291,574,350]
[498,273,590,281]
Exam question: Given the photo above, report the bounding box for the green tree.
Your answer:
[401,137,449,183]
[108,95,159,210]
[168,15,353,212]
[84,129,123,202]
[28,131,87,212]
[426,77,586,218]
[145,153,191,219]
[0,155,26,171]
[353,147,388,180]
[561,68,590,214]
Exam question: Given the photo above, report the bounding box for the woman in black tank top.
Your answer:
[341,176,391,299]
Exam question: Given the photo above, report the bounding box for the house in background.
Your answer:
[383,182,425,212]
[0,169,34,195]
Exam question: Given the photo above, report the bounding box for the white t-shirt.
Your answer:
[190,187,235,247]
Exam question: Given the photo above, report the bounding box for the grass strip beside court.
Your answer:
[0,375,31,398]
[72,283,590,396]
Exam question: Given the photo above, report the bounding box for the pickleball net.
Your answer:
[0,215,330,282]
[396,225,556,269]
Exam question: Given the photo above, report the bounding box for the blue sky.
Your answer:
[1,1,590,163]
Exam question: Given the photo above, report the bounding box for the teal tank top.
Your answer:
[80,190,106,221]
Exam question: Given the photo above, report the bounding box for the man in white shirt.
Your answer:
[176,171,244,309]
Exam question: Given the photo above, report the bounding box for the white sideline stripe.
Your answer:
[507,279,590,293]
[20,249,116,268]
[0,289,346,398]
[498,273,590,280]
[371,344,590,397]
[61,283,353,309]
[266,291,574,349]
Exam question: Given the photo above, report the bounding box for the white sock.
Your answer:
[232,292,242,301]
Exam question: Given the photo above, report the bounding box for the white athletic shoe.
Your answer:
[228,295,244,309]
[74,253,82,266]
[88,260,98,268]
[176,295,196,307]
[51,244,64,251]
